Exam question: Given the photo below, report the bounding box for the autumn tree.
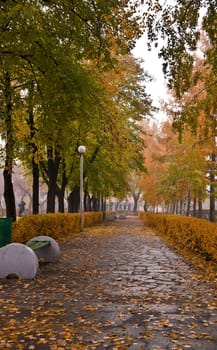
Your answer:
[0,0,146,218]
[141,1,216,220]
[140,116,209,216]
[66,54,152,213]
[163,35,217,220]
[140,121,168,212]
[160,132,208,215]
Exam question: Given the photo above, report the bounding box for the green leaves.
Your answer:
[0,0,153,213]
[143,0,216,98]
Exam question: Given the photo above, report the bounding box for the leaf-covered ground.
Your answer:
[0,216,216,349]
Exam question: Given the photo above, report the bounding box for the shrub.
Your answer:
[12,212,102,244]
[139,213,217,263]
[84,212,101,227]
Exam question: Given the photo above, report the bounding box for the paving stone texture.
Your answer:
[0,216,216,349]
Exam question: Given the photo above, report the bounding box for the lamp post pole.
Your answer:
[78,145,86,231]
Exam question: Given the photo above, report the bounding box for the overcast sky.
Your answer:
[132,35,169,123]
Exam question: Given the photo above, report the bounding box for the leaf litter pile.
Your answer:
[0,217,217,349]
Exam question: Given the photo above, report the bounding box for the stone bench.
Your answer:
[119,214,126,220]
[0,235,60,279]
[106,215,116,222]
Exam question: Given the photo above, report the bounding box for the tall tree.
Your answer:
[0,0,144,216]
[142,0,217,219]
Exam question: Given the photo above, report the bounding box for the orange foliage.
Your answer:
[12,212,102,244]
[140,213,217,279]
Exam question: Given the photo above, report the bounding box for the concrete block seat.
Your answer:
[106,215,116,222]
[119,214,126,220]
[0,236,60,279]
[26,235,60,263]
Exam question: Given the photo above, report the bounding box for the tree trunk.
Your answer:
[3,168,16,221]
[186,190,191,216]
[209,153,216,222]
[57,193,65,213]
[133,197,138,212]
[3,71,16,221]
[102,197,106,212]
[179,200,183,215]
[133,190,141,212]
[170,198,175,214]
[47,182,56,212]
[27,82,39,215]
[46,146,61,213]
[175,201,179,214]
[47,152,56,213]
[198,191,203,218]
[143,202,148,212]
[56,160,68,213]
[193,197,196,217]
[84,191,91,211]
[32,160,39,214]
[68,187,80,212]
[92,197,99,211]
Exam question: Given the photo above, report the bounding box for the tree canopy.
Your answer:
[1,0,216,218]
[0,0,153,217]
[144,0,216,95]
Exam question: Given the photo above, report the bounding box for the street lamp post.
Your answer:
[78,145,86,231]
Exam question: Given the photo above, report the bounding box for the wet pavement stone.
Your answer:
[0,216,216,349]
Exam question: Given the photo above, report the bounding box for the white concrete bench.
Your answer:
[107,215,116,222]
[0,236,60,279]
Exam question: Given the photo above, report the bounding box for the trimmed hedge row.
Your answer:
[12,212,102,244]
[139,213,217,263]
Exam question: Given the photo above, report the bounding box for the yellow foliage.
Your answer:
[139,213,217,263]
[83,212,102,227]
[12,212,101,244]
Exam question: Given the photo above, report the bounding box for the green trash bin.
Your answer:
[0,217,12,248]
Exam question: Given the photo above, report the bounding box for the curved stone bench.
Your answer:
[26,235,60,263]
[0,243,39,279]
[0,236,60,279]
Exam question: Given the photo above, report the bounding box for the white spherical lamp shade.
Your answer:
[78,145,86,154]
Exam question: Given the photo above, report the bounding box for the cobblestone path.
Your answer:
[0,216,216,349]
